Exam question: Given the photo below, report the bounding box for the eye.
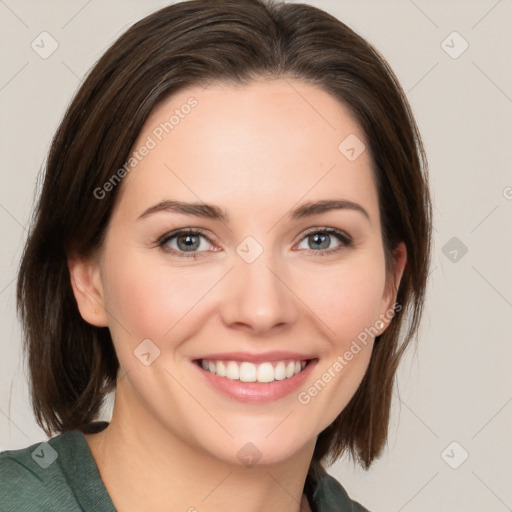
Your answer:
[157,228,215,258]
[296,228,352,256]
[156,226,352,259]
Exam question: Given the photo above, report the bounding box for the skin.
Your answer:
[69,78,406,512]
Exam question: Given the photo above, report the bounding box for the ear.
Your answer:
[68,254,108,327]
[376,242,407,336]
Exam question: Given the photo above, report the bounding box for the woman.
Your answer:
[0,0,432,510]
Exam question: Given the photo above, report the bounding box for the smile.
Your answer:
[193,357,318,403]
[198,358,308,383]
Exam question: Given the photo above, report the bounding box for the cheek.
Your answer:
[301,253,387,348]
[292,251,386,423]
[101,250,222,349]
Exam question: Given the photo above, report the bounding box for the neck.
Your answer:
[85,376,315,512]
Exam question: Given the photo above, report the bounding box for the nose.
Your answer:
[218,249,298,335]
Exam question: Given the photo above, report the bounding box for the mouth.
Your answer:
[192,357,318,402]
[195,358,311,383]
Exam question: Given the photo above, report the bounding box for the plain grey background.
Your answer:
[1,1,511,511]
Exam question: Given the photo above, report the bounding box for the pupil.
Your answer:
[311,233,328,250]
[179,234,199,251]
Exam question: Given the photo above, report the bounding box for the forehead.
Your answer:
[115,78,379,226]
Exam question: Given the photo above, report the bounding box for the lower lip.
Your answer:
[193,359,318,403]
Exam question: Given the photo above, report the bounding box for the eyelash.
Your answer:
[156,227,352,259]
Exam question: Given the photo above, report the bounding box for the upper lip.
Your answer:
[193,351,315,363]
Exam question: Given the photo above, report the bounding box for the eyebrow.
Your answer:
[137,199,370,223]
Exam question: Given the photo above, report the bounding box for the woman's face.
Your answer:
[74,78,405,466]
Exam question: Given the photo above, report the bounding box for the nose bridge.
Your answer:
[220,238,297,332]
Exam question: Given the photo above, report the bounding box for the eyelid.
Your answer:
[293,227,352,257]
[156,227,217,257]
[157,227,213,245]
[298,226,352,244]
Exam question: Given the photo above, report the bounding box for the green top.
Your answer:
[0,422,369,511]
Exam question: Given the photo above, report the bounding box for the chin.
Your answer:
[204,433,312,468]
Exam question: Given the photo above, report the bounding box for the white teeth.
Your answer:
[274,361,286,380]
[216,361,226,377]
[239,362,257,382]
[226,361,239,380]
[257,362,274,383]
[199,358,308,383]
[286,361,295,378]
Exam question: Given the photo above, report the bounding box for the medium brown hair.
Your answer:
[17,0,432,472]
